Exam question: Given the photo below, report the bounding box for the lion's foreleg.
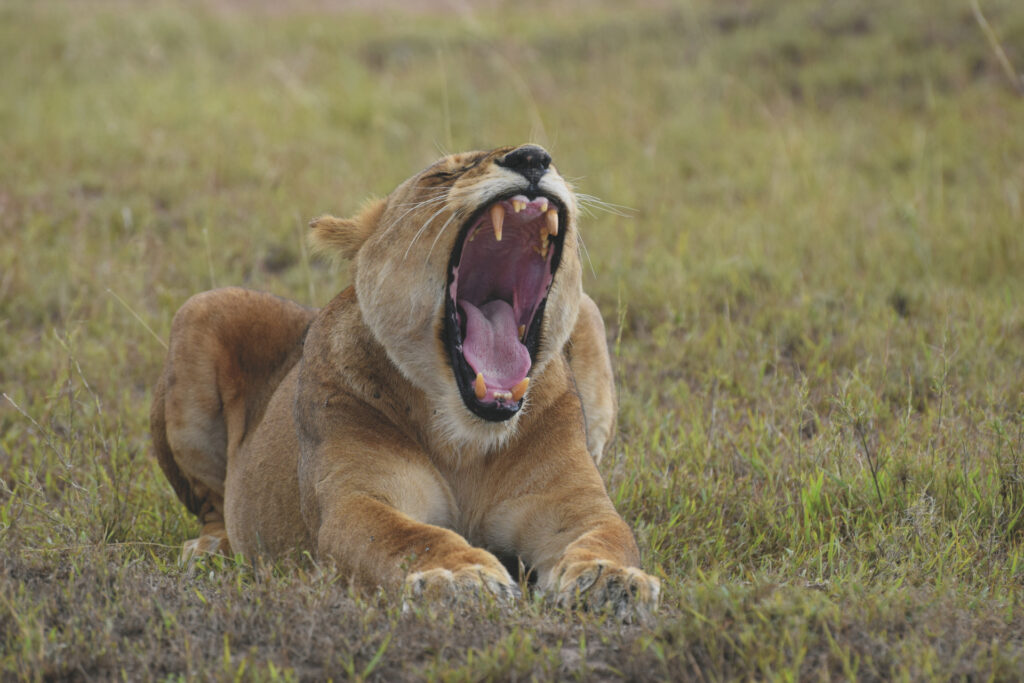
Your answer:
[517,497,660,621]
[544,519,660,622]
[481,401,659,621]
[501,488,659,620]
[567,294,617,462]
[315,493,517,601]
[302,439,518,601]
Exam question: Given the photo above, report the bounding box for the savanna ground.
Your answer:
[2,0,1024,679]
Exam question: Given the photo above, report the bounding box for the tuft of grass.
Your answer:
[2,0,1024,678]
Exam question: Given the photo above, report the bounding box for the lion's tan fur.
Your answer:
[151,146,658,616]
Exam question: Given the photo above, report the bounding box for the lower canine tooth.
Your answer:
[474,373,487,400]
[545,208,559,236]
[511,377,529,402]
[490,204,505,241]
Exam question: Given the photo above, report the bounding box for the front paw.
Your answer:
[404,562,520,606]
[554,561,660,622]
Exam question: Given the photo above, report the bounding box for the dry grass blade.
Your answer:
[970,0,1024,95]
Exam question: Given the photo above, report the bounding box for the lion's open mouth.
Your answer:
[444,194,566,421]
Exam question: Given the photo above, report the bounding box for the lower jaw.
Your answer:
[459,385,523,422]
[443,316,526,422]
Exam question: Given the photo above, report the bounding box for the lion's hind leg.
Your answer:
[180,520,232,564]
[150,287,314,564]
[151,367,231,564]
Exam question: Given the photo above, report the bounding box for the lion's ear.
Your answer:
[309,198,386,260]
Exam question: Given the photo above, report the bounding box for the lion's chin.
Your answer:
[443,193,566,422]
[430,388,522,460]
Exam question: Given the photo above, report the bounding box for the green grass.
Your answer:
[2,0,1024,678]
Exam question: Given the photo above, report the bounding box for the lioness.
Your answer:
[151,144,659,618]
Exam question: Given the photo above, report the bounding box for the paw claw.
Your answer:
[553,562,659,622]
[575,562,604,593]
[403,563,519,608]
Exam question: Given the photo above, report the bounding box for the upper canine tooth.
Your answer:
[512,200,526,213]
[545,208,559,236]
[490,204,504,242]
[474,372,487,400]
[511,377,529,402]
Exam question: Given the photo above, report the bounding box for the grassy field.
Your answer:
[2,0,1024,678]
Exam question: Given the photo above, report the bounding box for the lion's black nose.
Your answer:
[497,145,552,186]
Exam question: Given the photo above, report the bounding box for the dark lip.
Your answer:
[442,191,567,422]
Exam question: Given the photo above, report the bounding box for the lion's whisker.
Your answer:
[385,194,448,234]
[425,209,462,264]
[576,193,634,218]
[389,193,446,213]
[403,203,452,262]
[577,231,596,278]
[391,188,448,207]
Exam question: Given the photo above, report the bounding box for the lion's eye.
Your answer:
[425,153,489,181]
[458,156,486,173]
[428,161,482,181]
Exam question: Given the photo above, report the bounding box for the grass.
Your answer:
[2,0,1024,678]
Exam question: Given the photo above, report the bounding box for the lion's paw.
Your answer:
[404,563,520,607]
[179,532,231,565]
[554,561,660,623]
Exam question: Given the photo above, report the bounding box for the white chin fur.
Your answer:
[429,389,521,463]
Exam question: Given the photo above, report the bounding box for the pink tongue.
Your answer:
[460,300,531,389]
